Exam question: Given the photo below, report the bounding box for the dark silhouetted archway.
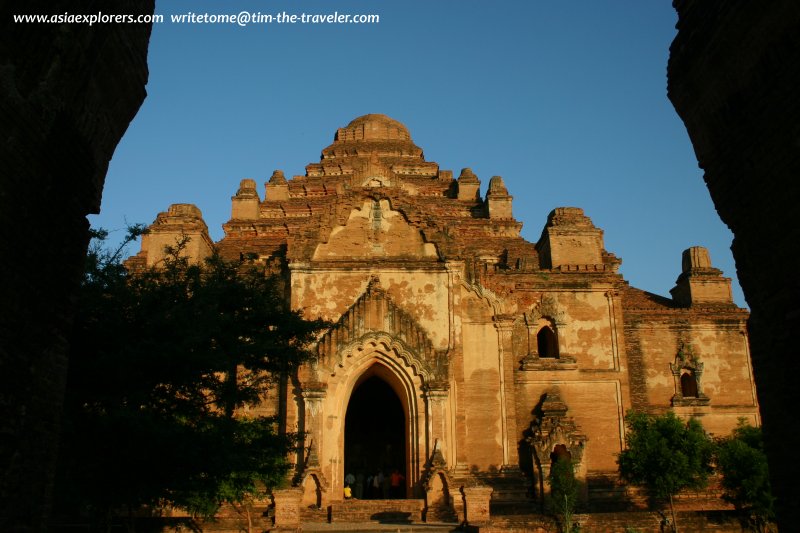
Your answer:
[537,326,558,358]
[680,372,698,398]
[345,374,406,498]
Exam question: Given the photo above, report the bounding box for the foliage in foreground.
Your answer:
[617,411,714,532]
[548,457,580,533]
[54,228,326,528]
[716,421,775,532]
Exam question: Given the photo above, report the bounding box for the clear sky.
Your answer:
[93,0,745,306]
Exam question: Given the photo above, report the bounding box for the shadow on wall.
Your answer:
[0,1,155,530]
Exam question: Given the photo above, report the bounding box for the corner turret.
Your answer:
[265,170,289,201]
[535,207,604,269]
[231,178,260,219]
[670,246,734,306]
[456,168,481,202]
[486,176,513,219]
[136,203,213,266]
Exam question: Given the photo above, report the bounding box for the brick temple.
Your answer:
[128,114,759,528]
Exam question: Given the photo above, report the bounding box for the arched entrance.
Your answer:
[345,370,407,499]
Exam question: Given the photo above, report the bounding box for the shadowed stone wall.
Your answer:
[0,1,154,529]
[668,0,800,528]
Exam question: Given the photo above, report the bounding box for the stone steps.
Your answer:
[424,503,458,523]
[329,499,425,524]
[300,505,330,523]
[470,470,535,516]
[586,474,630,512]
[467,511,742,533]
[301,523,459,532]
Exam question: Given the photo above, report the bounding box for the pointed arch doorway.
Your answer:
[344,365,408,499]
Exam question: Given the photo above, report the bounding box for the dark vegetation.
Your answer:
[53,227,326,530]
[618,411,773,533]
[716,421,775,532]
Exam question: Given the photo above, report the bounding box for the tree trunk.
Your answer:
[535,460,545,513]
[225,363,238,419]
[669,493,677,533]
[232,500,254,533]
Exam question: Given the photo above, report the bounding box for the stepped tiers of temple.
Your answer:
[128,114,759,529]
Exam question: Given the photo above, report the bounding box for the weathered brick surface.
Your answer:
[668,1,800,527]
[0,1,153,529]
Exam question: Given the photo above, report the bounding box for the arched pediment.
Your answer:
[459,279,502,317]
[316,277,447,382]
[527,294,566,326]
[312,198,439,260]
[527,388,587,466]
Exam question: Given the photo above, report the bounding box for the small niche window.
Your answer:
[537,326,558,358]
[670,342,709,407]
[520,310,575,371]
[680,371,699,398]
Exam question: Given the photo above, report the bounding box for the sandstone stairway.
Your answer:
[479,471,630,514]
[472,470,536,516]
[296,499,462,532]
[330,499,425,523]
[300,504,330,523]
[302,522,459,533]
[585,473,632,512]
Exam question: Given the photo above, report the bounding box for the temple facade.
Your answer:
[128,114,759,521]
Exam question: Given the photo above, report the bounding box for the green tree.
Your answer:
[716,421,775,532]
[54,228,326,531]
[617,411,714,533]
[548,457,579,533]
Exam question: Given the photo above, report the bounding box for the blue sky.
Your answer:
[93,0,745,306]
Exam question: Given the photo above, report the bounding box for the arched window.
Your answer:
[670,343,709,406]
[680,372,698,398]
[537,326,558,358]
[521,312,575,371]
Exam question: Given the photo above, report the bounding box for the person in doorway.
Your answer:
[344,484,353,499]
[372,469,384,499]
[345,471,355,487]
[355,471,365,499]
[390,468,405,498]
[382,469,391,499]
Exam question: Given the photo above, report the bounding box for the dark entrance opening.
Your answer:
[345,374,406,499]
[681,371,699,398]
[537,326,558,358]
